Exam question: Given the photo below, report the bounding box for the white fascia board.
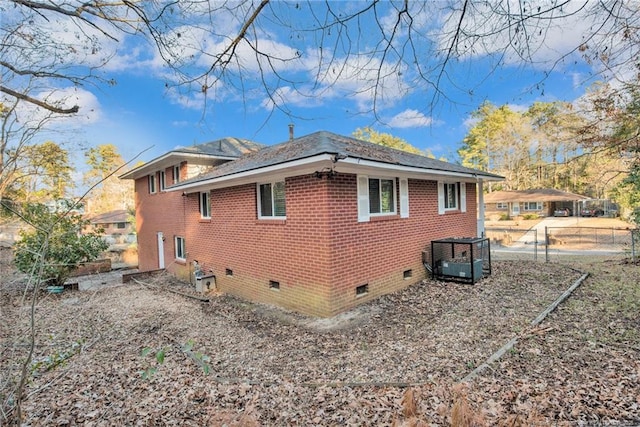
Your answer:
[167,154,336,194]
[334,157,503,182]
[119,152,238,180]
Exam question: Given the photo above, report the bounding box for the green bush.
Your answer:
[13,203,108,286]
[522,214,540,220]
[499,213,510,221]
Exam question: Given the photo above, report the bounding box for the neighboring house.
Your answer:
[86,209,138,266]
[88,209,135,245]
[121,131,503,317]
[484,189,590,218]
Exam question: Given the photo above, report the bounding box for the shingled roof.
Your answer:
[169,131,503,191]
[119,137,264,180]
[89,209,129,224]
[174,138,264,157]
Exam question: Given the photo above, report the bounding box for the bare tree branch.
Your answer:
[0,86,79,114]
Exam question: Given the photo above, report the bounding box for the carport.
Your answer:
[484,188,589,218]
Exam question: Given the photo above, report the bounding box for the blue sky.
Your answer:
[81,56,590,166]
[17,1,615,175]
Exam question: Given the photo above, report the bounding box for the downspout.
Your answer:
[476,177,486,237]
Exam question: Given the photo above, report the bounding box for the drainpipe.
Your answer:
[476,177,485,237]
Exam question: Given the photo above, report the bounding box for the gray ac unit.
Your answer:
[195,274,215,293]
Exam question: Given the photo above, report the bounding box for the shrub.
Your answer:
[522,213,540,220]
[13,203,108,286]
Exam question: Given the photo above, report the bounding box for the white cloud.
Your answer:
[505,103,529,113]
[10,87,102,129]
[165,85,207,110]
[431,0,639,92]
[434,1,593,67]
[463,116,480,129]
[260,52,410,113]
[571,72,586,90]
[260,85,330,110]
[388,109,433,128]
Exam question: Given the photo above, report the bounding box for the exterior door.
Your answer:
[157,232,165,269]
[511,202,520,216]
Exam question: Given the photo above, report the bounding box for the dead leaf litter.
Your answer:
[1,259,639,425]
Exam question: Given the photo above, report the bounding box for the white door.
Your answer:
[157,232,165,269]
[511,202,520,216]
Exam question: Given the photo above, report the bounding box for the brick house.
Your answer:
[121,131,502,317]
[88,209,135,240]
[484,189,589,219]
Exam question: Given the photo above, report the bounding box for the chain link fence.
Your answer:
[485,226,639,263]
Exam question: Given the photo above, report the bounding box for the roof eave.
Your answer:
[335,157,504,181]
[166,153,337,193]
[167,154,504,194]
[119,151,239,180]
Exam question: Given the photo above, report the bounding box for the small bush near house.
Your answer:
[522,214,540,220]
[13,203,108,286]
[499,213,510,221]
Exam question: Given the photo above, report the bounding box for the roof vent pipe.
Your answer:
[288,123,294,141]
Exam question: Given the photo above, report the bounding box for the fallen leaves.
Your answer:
[1,259,639,425]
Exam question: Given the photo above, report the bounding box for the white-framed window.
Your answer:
[357,175,408,222]
[175,236,186,261]
[173,165,181,184]
[444,182,458,210]
[523,201,542,211]
[368,177,396,215]
[257,181,286,219]
[148,174,157,194]
[437,181,466,214]
[159,171,166,191]
[199,191,211,218]
[496,202,508,210]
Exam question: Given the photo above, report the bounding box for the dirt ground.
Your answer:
[485,216,634,229]
[1,249,639,425]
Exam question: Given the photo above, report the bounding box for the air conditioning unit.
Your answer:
[195,274,215,293]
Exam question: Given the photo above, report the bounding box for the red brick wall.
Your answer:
[134,163,189,278]
[325,175,477,314]
[135,170,478,317]
[183,175,334,316]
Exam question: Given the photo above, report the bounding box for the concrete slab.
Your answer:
[66,268,138,291]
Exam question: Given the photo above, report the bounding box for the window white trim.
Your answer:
[159,171,166,191]
[257,181,286,219]
[496,202,508,210]
[438,181,466,214]
[199,191,211,218]
[173,165,181,184]
[523,201,542,211]
[148,174,157,194]
[444,182,458,210]
[357,175,399,222]
[175,236,186,261]
[368,176,396,217]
